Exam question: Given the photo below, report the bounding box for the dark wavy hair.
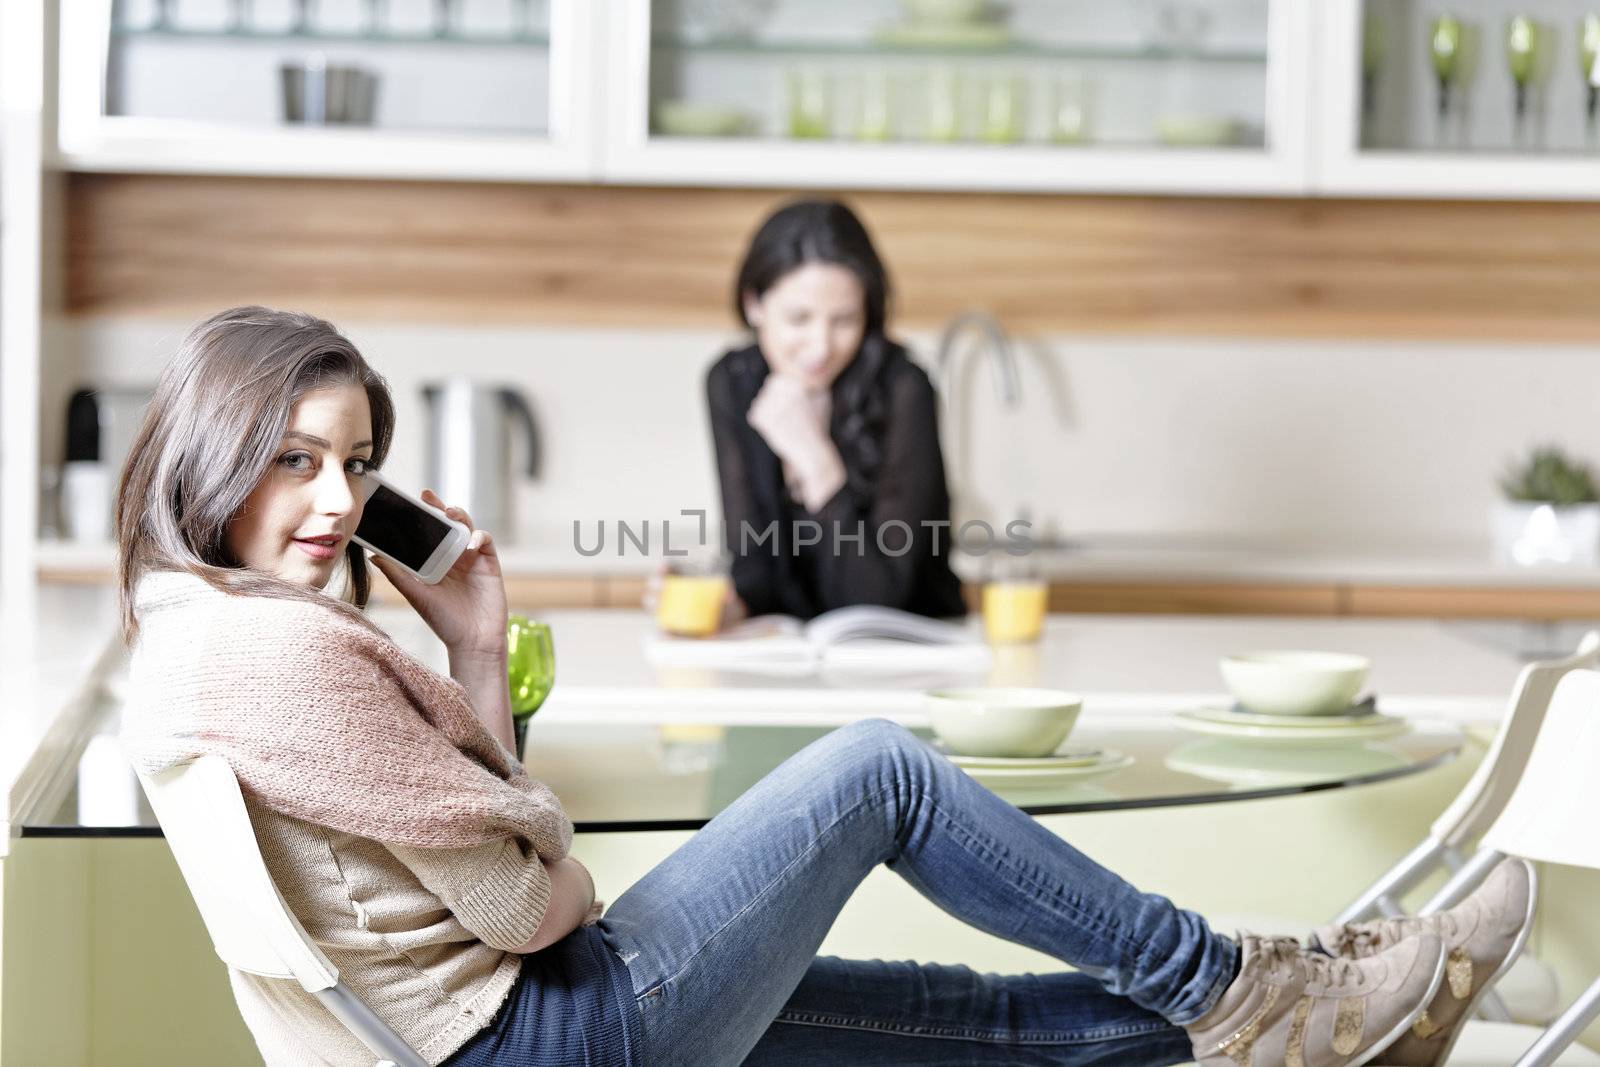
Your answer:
[733,199,898,505]
[733,199,891,337]
[115,306,396,643]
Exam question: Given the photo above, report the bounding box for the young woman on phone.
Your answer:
[118,306,1532,1067]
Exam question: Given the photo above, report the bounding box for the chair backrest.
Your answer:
[130,753,339,990]
[1481,667,1600,872]
[1430,631,1600,848]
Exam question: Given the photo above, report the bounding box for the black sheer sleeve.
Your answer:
[806,361,960,613]
[706,351,787,618]
[707,343,965,621]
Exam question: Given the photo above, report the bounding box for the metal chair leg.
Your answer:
[314,984,429,1067]
[1334,837,1449,925]
[1417,848,1504,916]
[1512,977,1600,1067]
[1476,986,1515,1023]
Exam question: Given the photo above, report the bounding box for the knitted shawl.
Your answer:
[120,570,572,860]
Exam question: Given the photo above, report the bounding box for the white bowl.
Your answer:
[1219,651,1371,717]
[924,687,1082,758]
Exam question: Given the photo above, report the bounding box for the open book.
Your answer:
[644,605,993,674]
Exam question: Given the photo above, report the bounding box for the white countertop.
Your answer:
[35,537,1600,587]
[0,583,123,852]
[372,605,1529,724]
[1,582,1556,852]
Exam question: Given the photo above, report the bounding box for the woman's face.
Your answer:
[224,383,374,589]
[745,262,867,391]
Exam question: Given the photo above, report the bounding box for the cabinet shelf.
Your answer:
[651,35,1268,65]
[111,26,549,48]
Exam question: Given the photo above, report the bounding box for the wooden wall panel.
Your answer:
[1343,584,1600,619]
[1045,581,1343,616]
[65,174,1600,340]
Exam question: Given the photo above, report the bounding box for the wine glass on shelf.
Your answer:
[506,615,555,760]
[1429,14,1465,147]
[1580,14,1600,144]
[1505,15,1542,149]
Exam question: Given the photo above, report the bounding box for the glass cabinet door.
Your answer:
[1358,0,1600,154]
[650,0,1270,148]
[104,0,552,133]
[1316,0,1600,197]
[609,0,1308,194]
[58,0,597,179]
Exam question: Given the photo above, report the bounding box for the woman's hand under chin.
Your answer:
[367,489,508,661]
[747,375,847,511]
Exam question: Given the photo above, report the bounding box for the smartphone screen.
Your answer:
[355,481,453,571]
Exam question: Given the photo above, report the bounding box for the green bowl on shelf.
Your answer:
[654,101,755,138]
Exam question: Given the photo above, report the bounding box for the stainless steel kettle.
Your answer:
[420,379,540,543]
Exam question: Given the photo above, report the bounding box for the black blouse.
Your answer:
[705,338,967,621]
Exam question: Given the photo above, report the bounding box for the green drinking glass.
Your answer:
[506,615,554,760]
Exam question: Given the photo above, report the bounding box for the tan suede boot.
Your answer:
[1186,932,1446,1067]
[1314,857,1537,1067]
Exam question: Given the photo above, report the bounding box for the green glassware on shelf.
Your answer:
[1429,14,1464,144]
[1506,15,1541,122]
[787,66,832,139]
[1580,14,1600,130]
[980,75,1024,144]
[506,614,554,759]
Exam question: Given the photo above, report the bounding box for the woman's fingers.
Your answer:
[421,488,475,531]
[367,551,426,604]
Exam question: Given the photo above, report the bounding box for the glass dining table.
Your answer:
[26,608,1501,838]
[25,712,1463,838]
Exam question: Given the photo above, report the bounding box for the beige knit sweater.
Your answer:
[121,570,574,1065]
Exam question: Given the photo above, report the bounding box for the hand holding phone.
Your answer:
[356,473,509,659]
[353,470,470,585]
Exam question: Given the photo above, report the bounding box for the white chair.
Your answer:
[1334,632,1600,927]
[133,754,427,1067]
[1212,633,1600,1025]
[1403,667,1600,1065]
[1176,665,1600,1067]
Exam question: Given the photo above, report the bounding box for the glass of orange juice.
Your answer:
[655,554,730,638]
[981,557,1047,645]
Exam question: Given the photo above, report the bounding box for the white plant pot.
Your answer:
[1493,501,1600,566]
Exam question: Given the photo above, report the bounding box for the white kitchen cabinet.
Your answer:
[601,0,1314,196]
[46,0,1600,199]
[1313,0,1600,199]
[54,0,602,182]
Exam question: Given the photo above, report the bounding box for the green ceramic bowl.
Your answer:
[924,687,1083,758]
[1219,650,1370,716]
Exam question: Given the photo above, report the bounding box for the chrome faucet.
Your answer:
[933,310,1021,408]
[932,311,1023,535]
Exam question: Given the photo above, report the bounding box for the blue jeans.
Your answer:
[594,718,1238,1066]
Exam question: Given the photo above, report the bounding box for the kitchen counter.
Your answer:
[0,583,123,855]
[4,578,1547,852]
[35,537,1600,587]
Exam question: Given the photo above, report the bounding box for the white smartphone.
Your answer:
[352,470,471,585]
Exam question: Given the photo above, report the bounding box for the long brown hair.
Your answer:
[115,306,396,643]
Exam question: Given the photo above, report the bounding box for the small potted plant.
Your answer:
[1495,445,1600,566]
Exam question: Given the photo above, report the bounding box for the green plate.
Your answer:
[942,745,1105,770]
[1187,703,1391,729]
